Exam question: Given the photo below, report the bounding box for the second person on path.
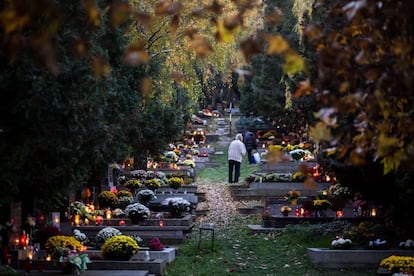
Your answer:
[228,133,247,183]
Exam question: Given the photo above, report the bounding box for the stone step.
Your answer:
[259,161,318,173]
[17,270,152,276]
[15,259,165,275]
[229,181,331,200]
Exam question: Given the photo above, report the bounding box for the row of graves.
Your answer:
[7,136,214,275]
[230,136,382,231]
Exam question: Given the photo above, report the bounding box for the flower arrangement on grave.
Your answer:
[125,179,142,192]
[328,183,351,199]
[161,197,191,214]
[399,239,414,250]
[144,179,161,191]
[316,190,329,199]
[168,177,184,190]
[331,236,352,249]
[292,171,307,182]
[129,235,144,247]
[130,169,147,180]
[98,191,118,209]
[57,247,91,274]
[101,235,139,261]
[73,229,88,244]
[68,201,87,218]
[183,159,196,168]
[117,190,133,198]
[117,194,134,209]
[154,171,168,185]
[111,208,125,218]
[312,199,332,210]
[149,237,164,251]
[280,206,292,216]
[285,190,300,201]
[95,227,122,244]
[352,192,368,215]
[290,149,306,161]
[124,203,151,223]
[45,235,83,259]
[136,189,157,203]
[368,238,388,249]
[379,255,414,275]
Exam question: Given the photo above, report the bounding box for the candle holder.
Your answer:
[52,212,60,229]
[73,214,81,227]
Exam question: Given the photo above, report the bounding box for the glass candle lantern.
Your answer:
[73,214,81,226]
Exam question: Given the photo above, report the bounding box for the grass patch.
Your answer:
[165,217,376,275]
[165,139,376,275]
[197,143,258,183]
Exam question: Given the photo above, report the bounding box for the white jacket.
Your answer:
[228,138,246,162]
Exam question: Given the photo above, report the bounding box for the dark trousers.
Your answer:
[247,148,253,164]
[228,160,241,183]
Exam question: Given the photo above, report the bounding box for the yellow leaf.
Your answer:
[216,17,240,43]
[123,41,150,66]
[309,122,332,144]
[91,56,110,80]
[381,150,403,174]
[377,134,401,157]
[294,79,312,97]
[303,176,317,189]
[264,34,289,55]
[85,0,101,26]
[140,77,152,99]
[282,52,306,75]
[188,34,213,58]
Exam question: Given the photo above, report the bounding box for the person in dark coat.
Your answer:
[244,130,257,164]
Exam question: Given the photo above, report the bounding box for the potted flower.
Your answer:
[399,239,414,250]
[124,179,142,192]
[161,197,191,216]
[57,247,91,274]
[45,235,82,259]
[328,183,351,199]
[136,189,157,204]
[312,199,332,216]
[378,255,414,275]
[168,177,184,190]
[149,237,164,251]
[101,235,139,261]
[95,227,122,244]
[368,238,388,249]
[130,169,147,180]
[352,192,368,216]
[98,191,118,209]
[280,206,292,216]
[144,179,161,191]
[117,194,134,209]
[331,237,352,249]
[261,207,272,227]
[285,190,300,205]
[124,203,151,224]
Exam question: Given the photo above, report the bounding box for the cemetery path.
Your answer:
[196,180,240,229]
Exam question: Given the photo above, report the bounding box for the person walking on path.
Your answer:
[228,133,247,183]
[244,129,257,164]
